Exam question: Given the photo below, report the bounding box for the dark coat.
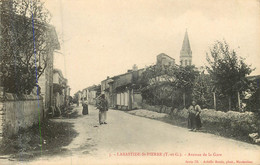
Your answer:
[82,102,88,115]
[188,105,202,129]
[97,98,108,112]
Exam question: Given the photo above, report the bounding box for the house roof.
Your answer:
[111,68,145,79]
[83,84,101,91]
[157,53,175,60]
[53,68,64,79]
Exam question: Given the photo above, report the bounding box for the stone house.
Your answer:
[101,65,144,110]
[38,26,60,117]
[156,53,175,66]
[82,85,101,105]
[52,69,70,112]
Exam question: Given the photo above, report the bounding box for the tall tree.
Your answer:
[0,0,58,96]
[206,40,253,111]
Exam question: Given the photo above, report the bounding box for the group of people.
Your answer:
[81,94,108,125]
[82,95,202,130]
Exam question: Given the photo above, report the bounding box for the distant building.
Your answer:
[101,65,144,110]
[100,30,194,110]
[53,69,70,110]
[157,53,175,66]
[180,30,192,67]
[82,85,101,105]
[74,91,82,105]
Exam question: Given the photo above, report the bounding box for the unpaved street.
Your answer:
[1,105,259,165]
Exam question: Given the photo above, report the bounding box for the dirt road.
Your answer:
[1,105,259,165]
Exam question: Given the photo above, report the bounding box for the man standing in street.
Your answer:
[97,94,108,125]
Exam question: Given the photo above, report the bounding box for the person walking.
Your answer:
[188,100,202,131]
[82,100,88,115]
[97,94,108,125]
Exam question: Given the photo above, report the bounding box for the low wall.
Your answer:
[142,103,260,140]
[0,93,43,138]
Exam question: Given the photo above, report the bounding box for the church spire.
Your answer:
[180,30,192,66]
[181,30,192,56]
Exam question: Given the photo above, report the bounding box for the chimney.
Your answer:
[132,64,138,71]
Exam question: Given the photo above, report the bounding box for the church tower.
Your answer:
[180,30,192,67]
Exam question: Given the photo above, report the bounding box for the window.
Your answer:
[185,60,187,66]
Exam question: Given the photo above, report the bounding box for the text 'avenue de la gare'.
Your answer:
[112,152,223,157]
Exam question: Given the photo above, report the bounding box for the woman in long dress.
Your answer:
[188,101,202,131]
[82,100,89,115]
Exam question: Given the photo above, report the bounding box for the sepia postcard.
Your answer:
[0,0,259,164]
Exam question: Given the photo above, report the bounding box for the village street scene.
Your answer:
[0,0,260,165]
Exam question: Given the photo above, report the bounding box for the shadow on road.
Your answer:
[0,115,79,161]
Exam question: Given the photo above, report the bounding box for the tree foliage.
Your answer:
[140,64,199,108]
[192,70,214,108]
[206,40,254,110]
[139,65,175,106]
[0,0,57,96]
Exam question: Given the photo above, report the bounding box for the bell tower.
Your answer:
[180,30,192,66]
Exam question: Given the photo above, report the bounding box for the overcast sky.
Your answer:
[44,0,260,95]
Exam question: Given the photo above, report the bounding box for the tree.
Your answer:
[139,65,175,106]
[172,65,199,108]
[206,40,253,111]
[192,69,215,109]
[0,0,57,96]
[140,64,199,108]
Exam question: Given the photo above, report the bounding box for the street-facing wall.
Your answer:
[142,102,260,142]
[0,93,43,138]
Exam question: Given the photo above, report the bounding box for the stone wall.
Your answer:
[142,103,260,139]
[0,93,43,138]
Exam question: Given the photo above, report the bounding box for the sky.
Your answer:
[44,0,260,95]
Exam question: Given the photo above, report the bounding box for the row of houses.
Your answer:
[78,52,177,110]
[100,53,177,110]
[79,30,192,110]
[37,38,71,116]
